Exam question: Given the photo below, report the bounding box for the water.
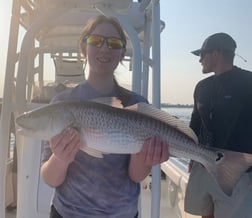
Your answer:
[161,106,193,166]
[161,107,192,124]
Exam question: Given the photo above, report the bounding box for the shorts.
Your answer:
[50,205,62,218]
[184,162,252,218]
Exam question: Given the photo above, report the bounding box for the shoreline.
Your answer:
[161,104,193,108]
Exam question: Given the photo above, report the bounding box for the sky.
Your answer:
[0,0,252,104]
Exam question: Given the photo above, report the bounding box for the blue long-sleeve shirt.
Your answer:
[42,81,148,218]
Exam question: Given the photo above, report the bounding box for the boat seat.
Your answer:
[53,55,85,84]
[31,54,85,103]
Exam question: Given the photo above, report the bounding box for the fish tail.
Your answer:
[205,150,252,196]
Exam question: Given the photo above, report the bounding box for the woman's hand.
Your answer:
[41,128,81,187]
[50,128,81,165]
[137,136,169,166]
[128,136,169,182]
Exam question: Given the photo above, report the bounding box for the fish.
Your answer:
[15,97,252,196]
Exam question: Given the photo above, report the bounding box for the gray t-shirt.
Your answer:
[42,82,148,217]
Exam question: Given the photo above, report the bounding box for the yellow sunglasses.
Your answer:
[84,34,125,50]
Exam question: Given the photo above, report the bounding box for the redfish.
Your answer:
[16,98,252,196]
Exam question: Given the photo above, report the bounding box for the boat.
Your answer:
[0,0,199,217]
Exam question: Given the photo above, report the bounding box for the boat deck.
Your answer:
[6,209,15,218]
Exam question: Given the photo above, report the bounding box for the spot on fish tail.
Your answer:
[215,152,224,162]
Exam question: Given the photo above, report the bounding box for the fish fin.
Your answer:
[92,97,123,108]
[80,143,105,158]
[205,150,252,196]
[126,103,198,144]
[79,128,110,158]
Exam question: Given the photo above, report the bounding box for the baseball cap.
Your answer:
[191,33,237,56]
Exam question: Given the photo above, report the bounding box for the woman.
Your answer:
[41,15,169,218]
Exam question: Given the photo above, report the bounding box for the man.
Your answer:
[184,33,252,218]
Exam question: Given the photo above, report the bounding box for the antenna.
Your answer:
[235,53,247,62]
